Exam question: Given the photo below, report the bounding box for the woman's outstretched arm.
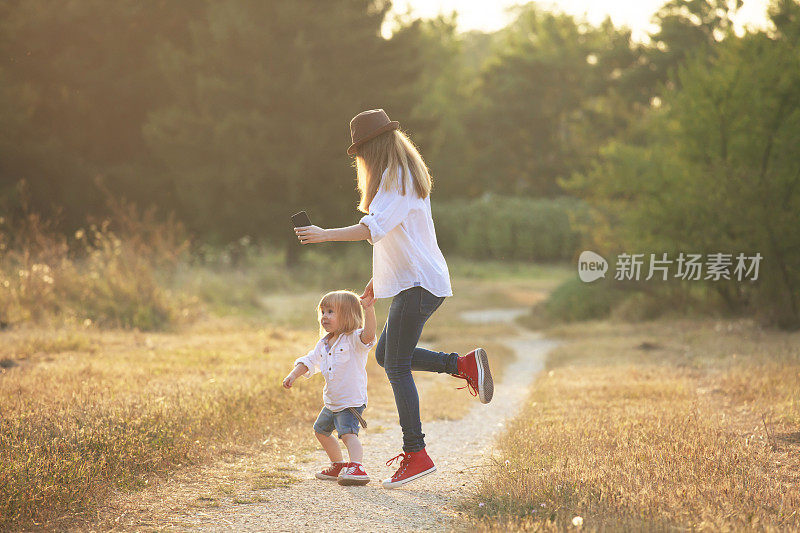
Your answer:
[294,223,370,244]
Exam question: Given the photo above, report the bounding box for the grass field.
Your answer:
[468,316,800,531]
[11,244,797,531]
[0,254,568,530]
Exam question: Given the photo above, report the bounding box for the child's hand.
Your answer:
[283,362,308,389]
[360,278,375,308]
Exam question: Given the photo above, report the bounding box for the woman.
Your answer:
[294,108,493,489]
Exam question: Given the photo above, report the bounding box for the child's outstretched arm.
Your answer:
[360,298,376,346]
[282,363,309,389]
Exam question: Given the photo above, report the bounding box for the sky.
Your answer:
[388,0,774,42]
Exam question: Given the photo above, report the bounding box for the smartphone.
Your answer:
[291,210,312,227]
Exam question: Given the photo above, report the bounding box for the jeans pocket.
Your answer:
[418,288,444,316]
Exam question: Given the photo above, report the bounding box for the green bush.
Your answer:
[543,277,626,322]
[433,196,589,262]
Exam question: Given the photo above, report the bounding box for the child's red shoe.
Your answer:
[381,448,436,489]
[453,348,493,403]
[315,461,347,480]
[337,462,370,486]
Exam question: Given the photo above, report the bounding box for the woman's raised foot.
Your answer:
[453,348,493,403]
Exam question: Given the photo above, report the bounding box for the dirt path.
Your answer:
[176,308,558,532]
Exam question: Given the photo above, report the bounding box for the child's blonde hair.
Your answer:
[353,129,433,213]
[318,290,364,337]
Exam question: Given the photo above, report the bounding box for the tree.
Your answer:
[639,0,743,96]
[0,0,198,227]
[566,19,800,328]
[462,4,642,197]
[143,0,424,262]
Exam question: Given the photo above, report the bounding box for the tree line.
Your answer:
[0,0,750,237]
[1,0,799,325]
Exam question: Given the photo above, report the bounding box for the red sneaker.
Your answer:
[453,348,493,403]
[338,462,370,486]
[315,461,347,480]
[381,448,436,489]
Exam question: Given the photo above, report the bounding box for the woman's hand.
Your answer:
[282,374,296,389]
[360,278,375,308]
[294,225,328,244]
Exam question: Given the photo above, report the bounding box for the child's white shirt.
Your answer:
[358,167,453,299]
[294,328,375,412]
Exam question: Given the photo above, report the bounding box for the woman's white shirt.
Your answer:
[358,168,453,299]
[294,328,375,412]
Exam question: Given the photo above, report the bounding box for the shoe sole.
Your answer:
[381,465,437,489]
[315,473,339,480]
[338,476,370,486]
[476,347,493,404]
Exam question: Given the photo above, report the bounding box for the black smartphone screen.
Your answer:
[291,211,312,227]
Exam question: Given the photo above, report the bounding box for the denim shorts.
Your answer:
[313,404,366,439]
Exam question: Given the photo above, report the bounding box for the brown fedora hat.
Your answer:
[347,108,399,155]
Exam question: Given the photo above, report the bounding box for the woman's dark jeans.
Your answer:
[375,286,459,453]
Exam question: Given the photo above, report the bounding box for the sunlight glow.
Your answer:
[388,0,773,41]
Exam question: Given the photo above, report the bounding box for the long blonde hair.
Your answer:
[354,129,433,213]
[318,290,364,337]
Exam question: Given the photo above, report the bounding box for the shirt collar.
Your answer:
[322,331,347,351]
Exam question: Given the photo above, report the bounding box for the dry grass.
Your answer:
[0,319,328,529]
[0,196,200,330]
[467,317,800,531]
